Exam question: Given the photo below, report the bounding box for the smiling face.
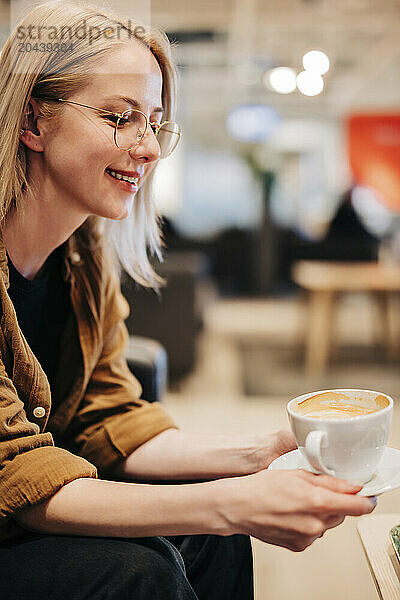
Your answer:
[36,41,163,221]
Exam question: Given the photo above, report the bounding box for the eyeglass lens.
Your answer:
[115,110,180,158]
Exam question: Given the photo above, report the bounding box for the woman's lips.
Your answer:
[105,169,139,191]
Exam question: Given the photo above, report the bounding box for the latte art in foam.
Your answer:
[295,391,389,419]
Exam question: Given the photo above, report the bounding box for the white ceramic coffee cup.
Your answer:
[287,388,393,484]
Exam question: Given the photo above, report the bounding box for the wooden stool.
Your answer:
[291,261,400,374]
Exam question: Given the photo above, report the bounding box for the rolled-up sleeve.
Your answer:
[72,270,178,474]
[0,363,97,522]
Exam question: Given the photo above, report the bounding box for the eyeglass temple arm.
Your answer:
[56,98,125,119]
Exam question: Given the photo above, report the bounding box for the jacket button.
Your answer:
[33,406,46,418]
[71,251,81,264]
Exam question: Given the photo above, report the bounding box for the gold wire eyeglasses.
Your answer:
[38,98,181,158]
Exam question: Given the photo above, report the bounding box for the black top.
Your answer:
[6,245,72,395]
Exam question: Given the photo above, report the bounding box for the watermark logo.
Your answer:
[16,20,146,46]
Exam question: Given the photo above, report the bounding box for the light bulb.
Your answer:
[264,67,297,94]
[302,50,330,75]
[296,70,324,96]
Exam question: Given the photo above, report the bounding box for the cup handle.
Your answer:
[305,430,335,476]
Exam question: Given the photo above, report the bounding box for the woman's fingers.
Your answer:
[320,514,345,530]
[294,470,377,516]
[307,486,376,516]
[298,469,363,494]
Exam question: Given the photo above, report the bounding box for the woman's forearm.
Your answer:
[113,428,270,481]
[14,469,376,554]
[14,476,231,538]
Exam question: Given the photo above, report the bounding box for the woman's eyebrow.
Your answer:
[102,95,163,113]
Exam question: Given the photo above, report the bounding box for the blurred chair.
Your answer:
[121,251,209,381]
[125,335,168,403]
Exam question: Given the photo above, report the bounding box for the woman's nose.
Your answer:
[129,125,160,162]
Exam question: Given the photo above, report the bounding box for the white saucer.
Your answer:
[268,447,400,497]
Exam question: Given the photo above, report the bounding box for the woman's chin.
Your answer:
[96,198,134,221]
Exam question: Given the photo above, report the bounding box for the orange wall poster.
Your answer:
[348,114,400,211]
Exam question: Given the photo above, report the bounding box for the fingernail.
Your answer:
[348,480,364,487]
[369,496,378,507]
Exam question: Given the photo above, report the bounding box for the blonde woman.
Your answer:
[0,2,375,598]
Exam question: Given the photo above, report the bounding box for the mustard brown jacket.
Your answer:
[0,221,177,543]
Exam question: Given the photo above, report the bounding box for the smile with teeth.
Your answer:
[106,168,139,185]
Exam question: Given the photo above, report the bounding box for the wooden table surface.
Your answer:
[292,261,400,291]
[357,513,400,599]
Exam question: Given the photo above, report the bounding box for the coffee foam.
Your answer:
[294,391,389,419]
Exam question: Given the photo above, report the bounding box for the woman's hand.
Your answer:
[219,468,376,552]
[253,429,298,471]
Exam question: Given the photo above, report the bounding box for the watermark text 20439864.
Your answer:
[16,20,146,46]
[18,42,73,54]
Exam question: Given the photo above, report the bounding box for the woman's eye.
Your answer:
[104,115,128,126]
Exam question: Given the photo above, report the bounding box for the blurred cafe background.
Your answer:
[3,0,400,598]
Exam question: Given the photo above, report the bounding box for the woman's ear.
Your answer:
[20,98,45,151]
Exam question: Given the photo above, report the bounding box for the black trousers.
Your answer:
[0,531,253,599]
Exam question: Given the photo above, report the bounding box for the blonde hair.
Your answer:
[0,0,179,287]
